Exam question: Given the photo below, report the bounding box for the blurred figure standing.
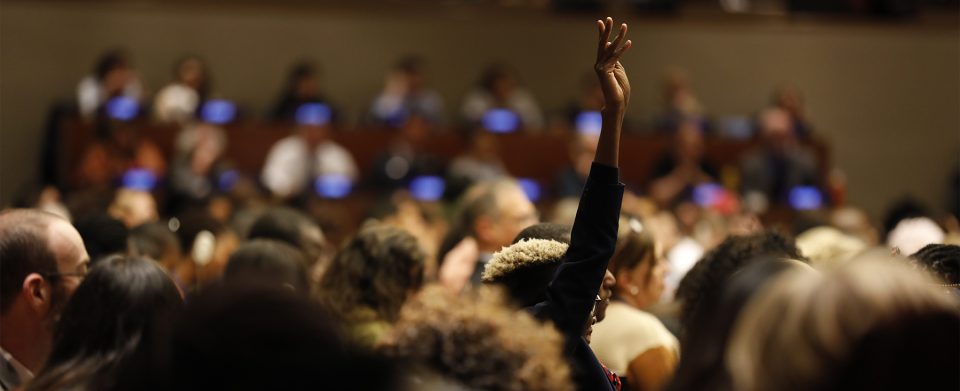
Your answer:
[369,56,444,127]
[153,56,211,124]
[77,49,144,119]
[461,64,544,131]
[739,107,819,205]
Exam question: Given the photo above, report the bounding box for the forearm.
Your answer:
[594,105,625,168]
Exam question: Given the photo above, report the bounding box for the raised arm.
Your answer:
[531,18,630,357]
[594,17,632,168]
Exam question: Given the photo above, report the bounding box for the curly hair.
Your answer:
[676,230,806,331]
[377,285,573,391]
[317,224,425,325]
[908,244,960,285]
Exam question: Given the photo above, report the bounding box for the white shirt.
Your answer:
[76,75,143,117]
[261,135,359,198]
[0,345,33,384]
[662,236,705,303]
[153,83,199,123]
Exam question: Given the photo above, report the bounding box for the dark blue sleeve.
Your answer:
[528,163,624,356]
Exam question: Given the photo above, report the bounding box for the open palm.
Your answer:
[595,18,632,109]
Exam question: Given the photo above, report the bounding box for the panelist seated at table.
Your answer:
[461,64,544,132]
[269,61,341,124]
[76,49,145,119]
[739,107,819,205]
[368,56,445,128]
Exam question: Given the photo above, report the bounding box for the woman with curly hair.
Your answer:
[378,285,573,391]
[317,224,425,347]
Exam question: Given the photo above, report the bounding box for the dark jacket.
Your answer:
[527,162,624,391]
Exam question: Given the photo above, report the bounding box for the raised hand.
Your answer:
[595,17,632,113]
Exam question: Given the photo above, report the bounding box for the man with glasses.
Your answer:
[0,209,89,390]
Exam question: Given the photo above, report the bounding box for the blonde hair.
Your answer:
[481,239,569,282]
[378,285,573,391]
[727,252,957,391]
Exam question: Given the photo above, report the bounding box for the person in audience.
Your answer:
[739,107,819,205]
[77,49,144,119]
[560,74,606,130]
[368,114,444,193]
[663,257,814,391]
[223,239,310,295]
[479,18,631,391]
[461,64,544,131]
[72,213,129,267]
[378,285,573,391]
[247,207,326,280]
[771,83,812,138]
[649,120,719,207]
[156,282,388,391]
[369,56,444,127]
[171,210,239,294]
[261,117,359,200]
[76,120,167,189]
[591,216,679,391]
[437,178,539,292]
[169,123,233,211]
[675,230,806,331]
[269,61,339,122]
[727,255,959,391]
[129,222,182,272]
[154,56,211,124]
[908,243,959,291]
[557,132,599,198]
[316,224,426,347]
[656,69,708,133]
[9,183,72,222]
[447,129,507,184]
[0,210,90,390]
[108,188,159,229]
[25,256,183,391]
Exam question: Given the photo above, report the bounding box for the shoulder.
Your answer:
[604,303,678,344]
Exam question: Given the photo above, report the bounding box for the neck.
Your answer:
[0,312,49,373]
[613,291,643,310]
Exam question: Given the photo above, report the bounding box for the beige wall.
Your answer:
[2,2,957,217]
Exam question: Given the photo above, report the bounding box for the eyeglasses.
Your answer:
[591,295,601,317]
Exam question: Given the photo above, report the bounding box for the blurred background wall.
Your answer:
[2,1,957,217]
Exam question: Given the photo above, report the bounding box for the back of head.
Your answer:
[224,239,310,294]
[0,209,61,314]
[378,285,572,391]
[664,257,812,391]
[908,243,960,285]
[727,255,959,391]
[175,210,225,256]
[168,282,388,391]
[481,238,569,308]
[129,222,181,263]
[31,256,182,391]
[73,213,129,266]
[512,222,572,245]
[247,207,324,263]
[318,224,425,324]
[608,216,656,279]
[676,230,805,330]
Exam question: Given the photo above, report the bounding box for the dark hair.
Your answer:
[664,257,802,391]
[172,55,211,101]
[608,218,657,287]
[129,222,181,262]
[94,50,129,81]
[27,257,182,391]
[396,56,423,73]
[73,213,129,266]
[247,207,324,263]
[174,210,225,256]
[825,311,960,391]
[675,231,806,331]
[512,223,572,245]
[318,224,425,324]
[908,244,960,285]
[480,64,514,91]
[165,282,391,391]
[0,209,60,313]
[224,239,310,294]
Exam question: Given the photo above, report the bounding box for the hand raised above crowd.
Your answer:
[595,17,632,115]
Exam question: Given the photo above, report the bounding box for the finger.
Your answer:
[609,24,628,56]
[597,20,606,60]
[602,17,613,46]
[611,40,632,62]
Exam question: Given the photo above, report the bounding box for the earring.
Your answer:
[629,286,639,295]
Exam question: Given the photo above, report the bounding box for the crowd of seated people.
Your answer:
[3,17,959,391]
